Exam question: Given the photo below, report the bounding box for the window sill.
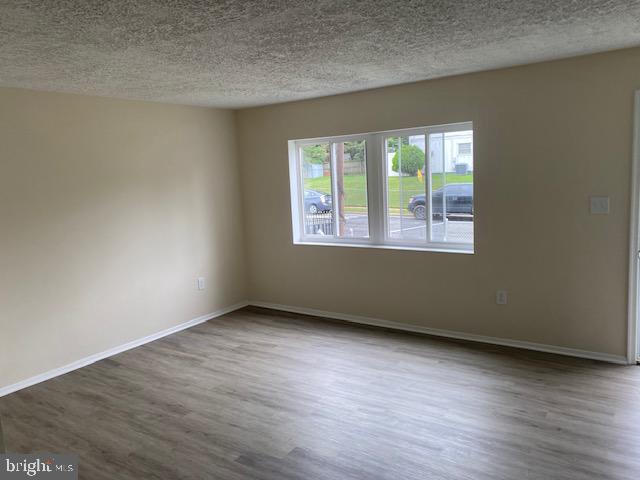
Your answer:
[293,240,474,255]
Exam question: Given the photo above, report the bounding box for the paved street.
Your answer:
[308,213,473,244]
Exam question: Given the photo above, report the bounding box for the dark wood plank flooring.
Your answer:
[1,307,640,479]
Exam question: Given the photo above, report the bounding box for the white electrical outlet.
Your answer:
[496,290,508,305]
[197,277,205,290]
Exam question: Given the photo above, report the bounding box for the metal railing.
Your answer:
[304,213,334,236]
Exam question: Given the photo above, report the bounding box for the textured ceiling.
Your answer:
[1,1,640,108]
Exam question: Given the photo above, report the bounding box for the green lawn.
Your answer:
[304,173,472,211]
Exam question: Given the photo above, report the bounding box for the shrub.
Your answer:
[392,145,424,176]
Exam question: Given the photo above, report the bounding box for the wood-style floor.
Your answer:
[2,307,640,479]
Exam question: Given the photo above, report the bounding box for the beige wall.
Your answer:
[236,48,640,358]
[0,88,246,388]
[2,47,638,392]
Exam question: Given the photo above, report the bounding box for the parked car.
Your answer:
[407,183,473,220]
[304,189,332,214]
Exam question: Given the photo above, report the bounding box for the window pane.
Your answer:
[291,122,473,252]
[300,143,334,237]
[429,130,474,244]
[386,134,427,241]
[333,140,369,238]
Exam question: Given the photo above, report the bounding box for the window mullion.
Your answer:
[425,129,433,243]
[329,142,340,238]
[365,134,383,244]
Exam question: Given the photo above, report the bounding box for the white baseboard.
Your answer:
[2,298,628,398]
[248,300,629,365]
[0,301,249,398]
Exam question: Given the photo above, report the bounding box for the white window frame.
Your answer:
[288,121,474,254]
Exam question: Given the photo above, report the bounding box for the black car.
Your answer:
[304,189,332,214]
[407,183,473,220]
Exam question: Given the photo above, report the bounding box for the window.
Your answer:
[288,122,474,253]
[458,142,472,155]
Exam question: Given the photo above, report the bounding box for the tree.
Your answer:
[343,141,365,163]
[392,144,425,176]
[302,144,329,165]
